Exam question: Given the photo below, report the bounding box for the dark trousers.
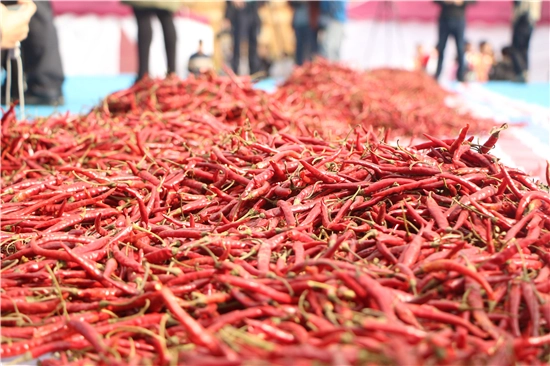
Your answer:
[435,17,466,82]
[511,14,533,78]
[2,0,64,97]
[133,7,177,80]
[230,12,260,75]
[294,24,317,66]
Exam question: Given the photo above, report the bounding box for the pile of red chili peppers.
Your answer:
[1,64,549,365]
[102,61,495,139]
[101,69,292,136]
[275,60,495,138]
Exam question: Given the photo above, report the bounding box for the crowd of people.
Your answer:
[0,0,544,106]
[415,39,517,83]
[220,1,348,75]
[0,0,350,106]
[425,0,542,83]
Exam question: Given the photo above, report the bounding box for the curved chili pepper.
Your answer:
[479,124,508,154]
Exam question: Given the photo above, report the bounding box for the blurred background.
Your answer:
[1,1,549,140]
[44,1,548,81]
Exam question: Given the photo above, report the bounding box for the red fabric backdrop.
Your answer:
[348,1,550,24]
[50,1,209,23]
[50,1,550,25]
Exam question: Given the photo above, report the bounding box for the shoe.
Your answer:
[23,92,65,106]
[521,71,529,83]
[514,74,526,83]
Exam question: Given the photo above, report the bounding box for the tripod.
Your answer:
[363,1,407,69]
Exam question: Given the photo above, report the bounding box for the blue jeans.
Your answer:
[511,14,533,77]
[294,24,317,66]
[230,10,260,75]
[435,17,466,82]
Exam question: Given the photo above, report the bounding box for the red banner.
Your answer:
[50,1,209,23]
[50,1,549,25]
[347,1,550,25]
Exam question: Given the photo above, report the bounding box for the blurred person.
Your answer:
[289,1,315,66]
[309,1,321,55]
[433,0,476,82]
[187,40,214,76]
[320,0,347,62]
[426,45,439,75]
[489,46,516,81]
[122,0,183,81]
[257,41,272,76]
[2,0,64,105]
[475,40,494,82]
[479,40,494,60]
[414,44,430,72]
[216,26,233,66]
[0,0,36,49]
[511,0,541,82]
[224,0,264,75]
[464,40,477,81]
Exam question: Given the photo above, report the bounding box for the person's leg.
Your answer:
[294,25,307,66]
[248,15,260,75]
[303,25,316,62]
[155,9,177,75]
[134,8,153,80]
[230,13,242,74]
[311,27,319,57]
[20,0,64,104]
[435,18,451,80]
[511,16,524,50]
[520,47,528,71]
[522,23,533,70]
[303,25,316,63]
[511,15,532,78]
[453,18,466,82]
[510,47,525,80]
[511,19,524,79]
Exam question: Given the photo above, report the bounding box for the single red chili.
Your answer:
[416,259,495,301]
[111,243,144,274]
[217,274,292,304]
[159,285,222,354]
[479,124,507,154]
